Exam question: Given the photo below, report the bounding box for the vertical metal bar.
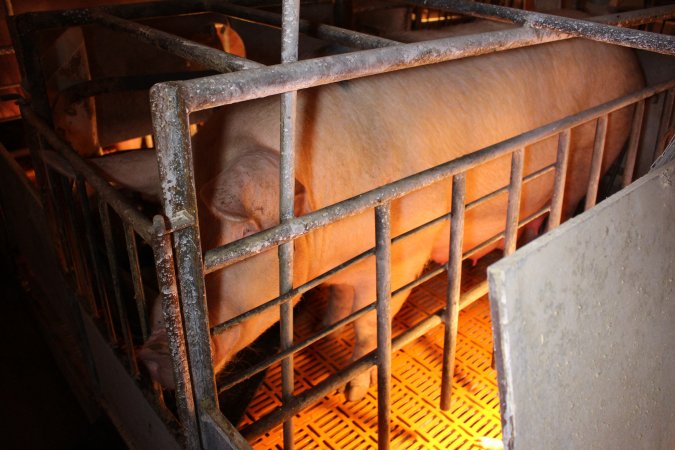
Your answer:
[279,1,301,449]
[440,173,466,410]
[124,223,149,340]
[504,148,524,256]
[375,203,392,449]
[150,83,218,436]
[77,178,118,342]
[152,215,201,450]
[546,129,571,232]
[75,177,102,317]
[99,200,139,376]
[656,89,674,154]
[622,100,646,188]
[585,115,609,210]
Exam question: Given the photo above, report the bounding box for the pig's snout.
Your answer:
[137,329,176,390]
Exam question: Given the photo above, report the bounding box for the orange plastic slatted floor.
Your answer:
[241,257,502,449]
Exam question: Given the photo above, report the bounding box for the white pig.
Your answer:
[97,38,643,401]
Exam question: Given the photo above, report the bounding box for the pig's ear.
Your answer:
[199,176,249,222]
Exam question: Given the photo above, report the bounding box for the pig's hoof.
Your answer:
[344,366,377,401]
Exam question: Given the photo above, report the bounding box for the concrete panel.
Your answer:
[488,159,675,450]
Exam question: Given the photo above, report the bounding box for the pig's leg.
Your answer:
[345,285,412,402]
[321,284,355,329]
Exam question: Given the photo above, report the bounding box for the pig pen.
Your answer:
[3,1,674,449]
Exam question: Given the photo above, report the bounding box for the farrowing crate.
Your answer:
[5,1,675,449]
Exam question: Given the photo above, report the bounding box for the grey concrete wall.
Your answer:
[489,159,675,450]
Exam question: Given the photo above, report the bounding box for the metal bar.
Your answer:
[20,107,154,242]
[375,203,392,449]
[240,274,492,439]
[466,163,555,213]
[463,207,550,261]
[89,12,263,73]
[592,4,675,27]
[76,177,118,342]
[207,0,398,49]
[151,215,201,450]
[210,161,556,335]
[279,1,300,448]
[75,177,103,317]
[440,173,466,410]
[241,309,444,441]
[585,115,609,211]
[406,0,675,54]
[218,302,376,393]
[504,148,524,255]
[204,80,675,273]
[98,200,140,377]
[180,26,563,112]
[547,129,571,231]
[656,89,675,154]
[622,100,646,188]
[211,247,374,334]
[150,83,219,431]
[124,223,149,340]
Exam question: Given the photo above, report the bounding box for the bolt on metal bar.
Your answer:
[204,79,675,273]
[585,115,609,211]
[441,173,466,410]
[98,200,140,377]
[151,215,201,450]
[150,82,219,434]
[504,148,524,255]
[279,1,301,448]
[89,11,263,73]
[622,100,646,188]
[546,129,571,232]
[406,0,675,55]
[124,223,149,340]
[207,0,398,50]
[375,203,393,449]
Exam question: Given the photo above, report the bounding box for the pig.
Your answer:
[92,38,644,401]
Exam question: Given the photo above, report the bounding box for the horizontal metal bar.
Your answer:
[408,0,675,54]
[207,0,398,49]
[176,26,561,112]
[19,105,154,243]
[204,80,675,272]
[462,207,551,261]
[217,301,376,393]
[210,246,374,334]
[0,45,14,56]
[89,11,263,73]
[465,163,555,212]
[210,160,556,334]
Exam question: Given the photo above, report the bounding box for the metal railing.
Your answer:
[9,1,675,449]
